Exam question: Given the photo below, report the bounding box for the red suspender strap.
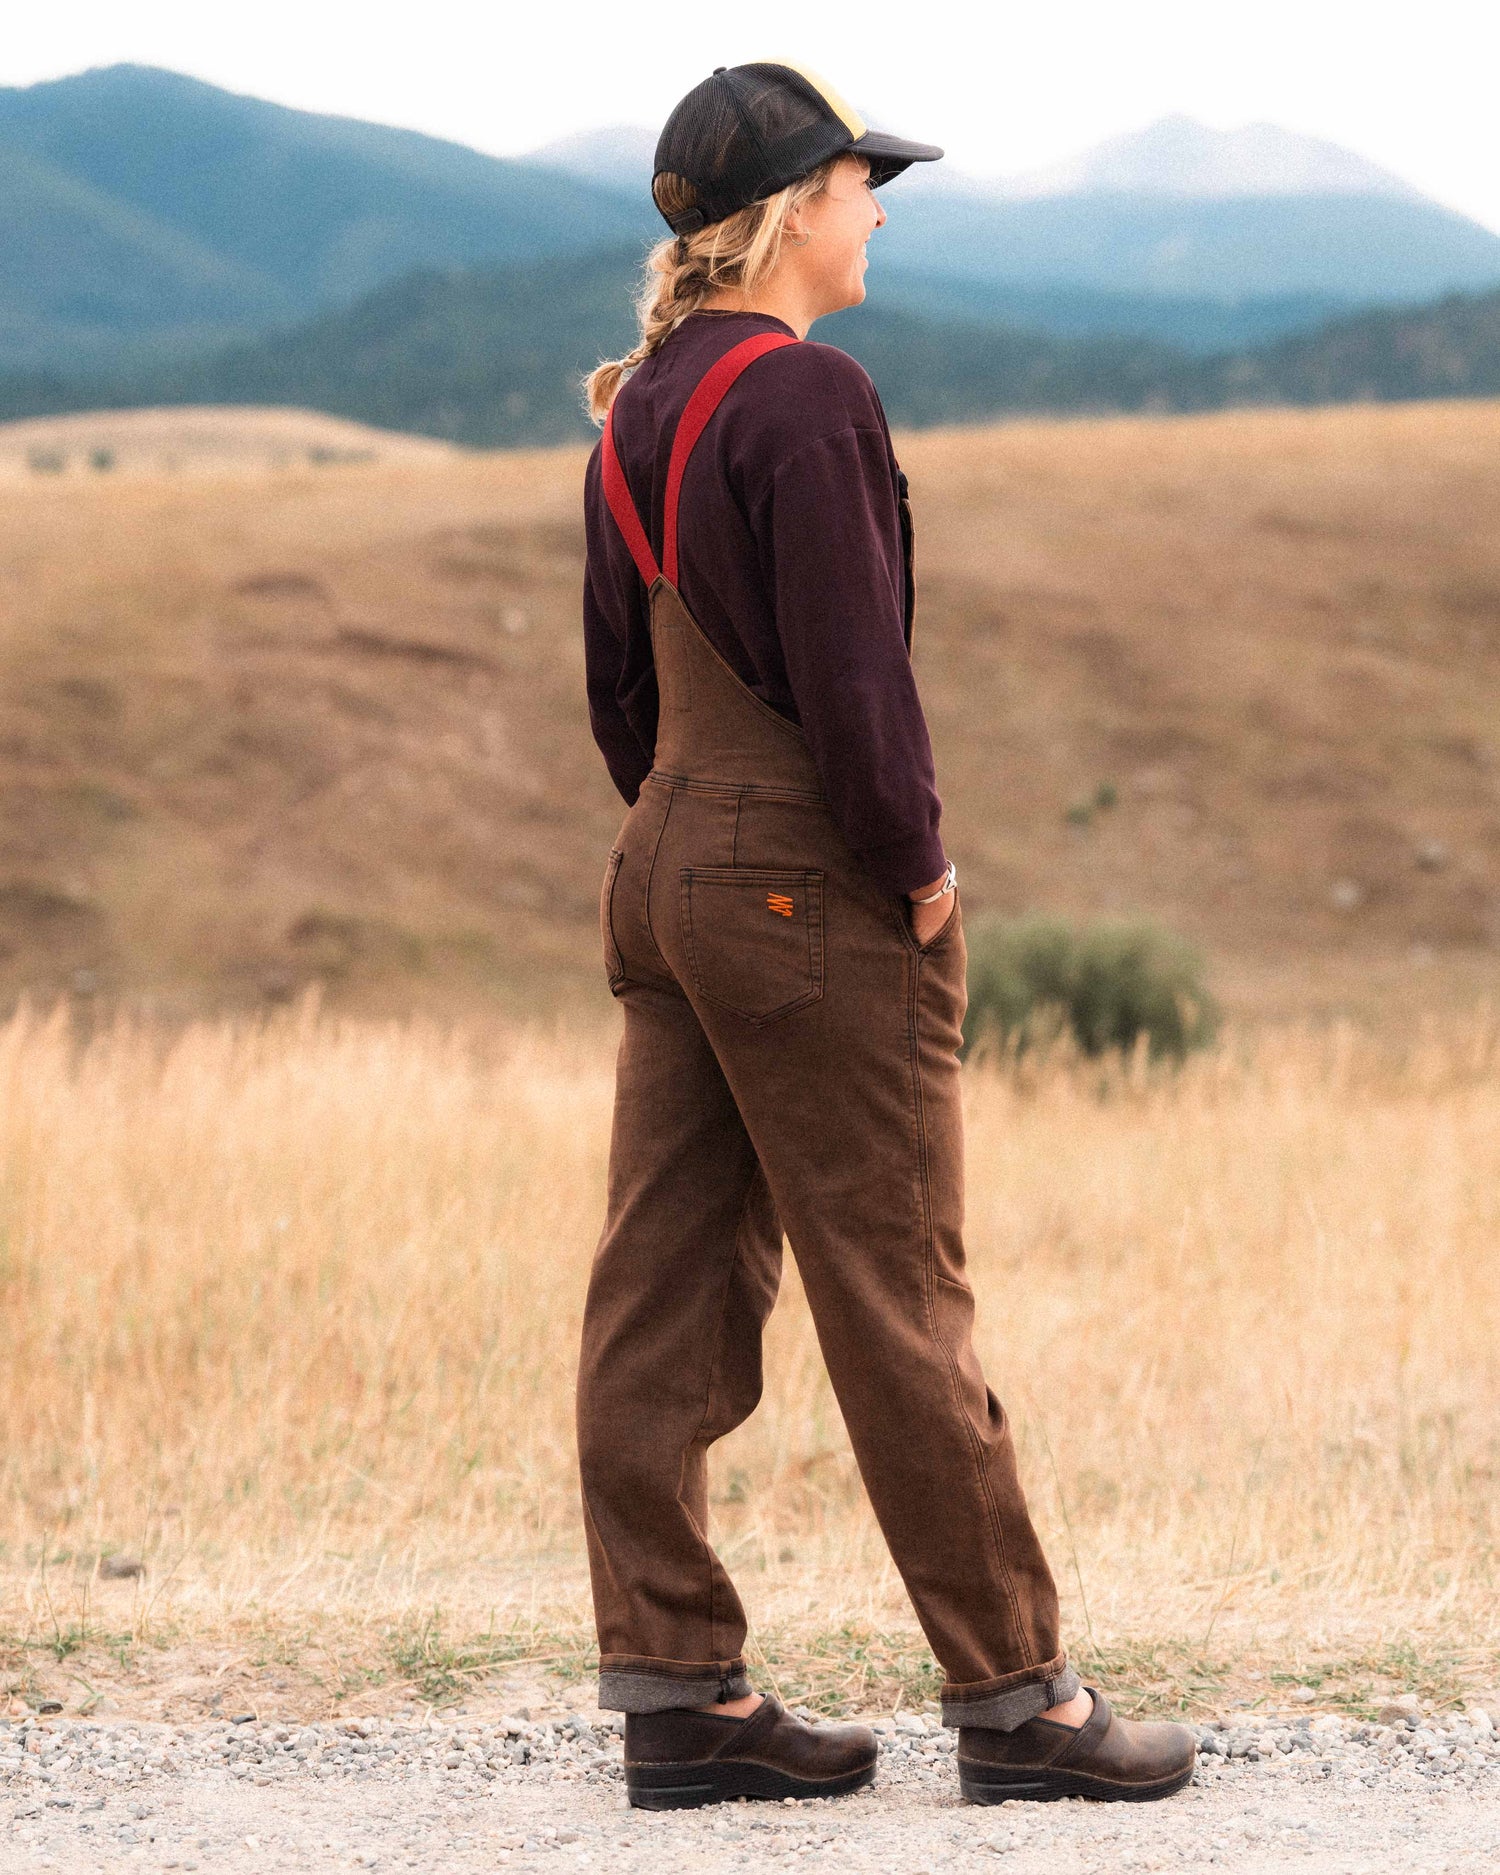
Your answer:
[599,331,799,593]
[662,332,798,587]
[600,401,661,588]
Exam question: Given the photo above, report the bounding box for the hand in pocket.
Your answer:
[910,892,956,947]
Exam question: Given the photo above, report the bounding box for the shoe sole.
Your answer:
[958,1760,1195,1805]
[626,1756,877,1810]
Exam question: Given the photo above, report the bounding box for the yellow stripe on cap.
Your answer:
[761,58,867,140]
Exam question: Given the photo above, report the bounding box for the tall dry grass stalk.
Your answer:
[1,999,1497,1705]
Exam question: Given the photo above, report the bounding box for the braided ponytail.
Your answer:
[582,159,839,423]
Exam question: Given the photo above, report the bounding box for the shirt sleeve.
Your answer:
[753,423,947,896]
[582,445,654,806]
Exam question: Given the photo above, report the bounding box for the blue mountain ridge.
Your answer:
[4,63,1500,373]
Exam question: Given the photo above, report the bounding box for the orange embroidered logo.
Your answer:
[766,892,794,917]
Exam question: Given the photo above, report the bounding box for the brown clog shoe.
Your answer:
[957,1687,1195,1803]
[624,1695,878,1809]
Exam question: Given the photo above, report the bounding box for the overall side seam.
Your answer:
[639,782,677,975]
[907,945,1031,1669]
[675,1171,763,1664]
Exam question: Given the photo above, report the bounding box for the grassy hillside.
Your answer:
[1,398,1496,1026]
[3,1006,1497,1720]
[0,404,461,480]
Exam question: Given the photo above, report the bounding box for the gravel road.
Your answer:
[5,1704,1498,1873]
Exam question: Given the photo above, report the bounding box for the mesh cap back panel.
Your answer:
[653,65,851,233]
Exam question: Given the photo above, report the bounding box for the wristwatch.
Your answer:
[909,859,957,904]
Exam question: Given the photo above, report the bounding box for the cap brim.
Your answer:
[850,129,944,186]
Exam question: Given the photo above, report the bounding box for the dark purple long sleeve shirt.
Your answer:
[582,308,947,896]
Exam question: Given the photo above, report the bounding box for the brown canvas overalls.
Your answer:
[577,333,1078,1730]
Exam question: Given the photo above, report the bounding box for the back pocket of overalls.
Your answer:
[680,867,824,1023]
[600,847,626,990]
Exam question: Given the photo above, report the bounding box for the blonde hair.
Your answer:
[582,159,841,423]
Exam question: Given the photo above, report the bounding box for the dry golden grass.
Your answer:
[3,397,1498,1719]
[0,405,460,481]
[2,999,1496,1720]
[0,398,1496,1027]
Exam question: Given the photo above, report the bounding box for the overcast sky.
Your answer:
[9,1,1499,229]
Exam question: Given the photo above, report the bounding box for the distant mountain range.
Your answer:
[529,112,1426,203]
[527,124,657,199]
[962,114,1425,200]
[880,278,1356,356]
[869,190,1500,303]
[5,240,1497,448]
[1192,286,1500,407]
[534,112,1500,303]
[0,63,658,371]
[5,64,1500,380]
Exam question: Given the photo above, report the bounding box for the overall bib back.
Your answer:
[577,334,1078,1730]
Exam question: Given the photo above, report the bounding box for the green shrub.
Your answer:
[962,914,1218,1062]
[1063,780,1119,827]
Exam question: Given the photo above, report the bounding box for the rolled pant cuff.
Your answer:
[597,1659,753,1713]
[940,1661,1082,1732]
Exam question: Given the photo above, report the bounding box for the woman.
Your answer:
[576,60,1195,1811]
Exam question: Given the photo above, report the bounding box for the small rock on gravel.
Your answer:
[2,1703,1498,1872]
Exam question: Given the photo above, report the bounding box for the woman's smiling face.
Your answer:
[787,155,887,317]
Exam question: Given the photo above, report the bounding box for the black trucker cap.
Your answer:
[652,60,943,235]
